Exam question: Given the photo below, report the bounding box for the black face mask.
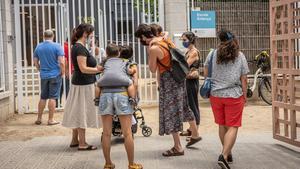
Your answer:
[140,39,149,46]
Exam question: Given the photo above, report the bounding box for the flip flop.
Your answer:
[180,129,192,136]
[35,120,42,125]
[103,163,115,169]
[78,145,97,151]
[162,147,184,157]
[69,144,79,148]
[186,136,202,147]
[47,121,60,126]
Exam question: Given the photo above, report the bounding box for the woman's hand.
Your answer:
[186,69,199,79]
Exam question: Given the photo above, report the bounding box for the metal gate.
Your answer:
[14,0,164,113]
[270,0,300,147]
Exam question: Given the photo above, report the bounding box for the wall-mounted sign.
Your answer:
[191,10,216,38]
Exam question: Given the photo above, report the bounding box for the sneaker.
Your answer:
[227,154,233,164]
[218,154,231,169]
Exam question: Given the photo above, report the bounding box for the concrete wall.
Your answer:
[164,0,188,38]
[0,0,15,122]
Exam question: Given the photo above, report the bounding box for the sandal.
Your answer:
[78,145,97,151]
[180,129,192,136]
[47,121,60,126]
[162,147,184,157]
[69,144,79,148]
[128,163,143,169]
[186,137,202,147]
[103,163,115,169]
[35,120,42,125]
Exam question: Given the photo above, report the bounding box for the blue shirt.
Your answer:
[34,41,64,79]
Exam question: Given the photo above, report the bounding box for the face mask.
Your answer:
[182,41,190,48]
[140,39,149,46]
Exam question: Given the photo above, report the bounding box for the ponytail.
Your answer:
[71,23,95,45]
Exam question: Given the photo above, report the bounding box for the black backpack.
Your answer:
[157,43,190,83]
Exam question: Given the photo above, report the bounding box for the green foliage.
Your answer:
[134,0,159,22]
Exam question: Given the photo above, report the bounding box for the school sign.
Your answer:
[191,10,216,38]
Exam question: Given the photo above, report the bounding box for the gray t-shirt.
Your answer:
[204,50,250,98]
[98,58,133,89]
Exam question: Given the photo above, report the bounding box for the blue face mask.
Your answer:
[182,41,190,48]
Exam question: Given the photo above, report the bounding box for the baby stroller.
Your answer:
[112,104,152,137]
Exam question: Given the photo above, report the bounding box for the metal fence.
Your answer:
[191,0,270,75]
[0,1,5,92]
[13,0,163,113]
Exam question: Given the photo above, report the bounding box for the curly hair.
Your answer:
[216,29,240,64]
[182,31,196,44]
[134,23,154,38]
[119,45,133,59]
[71,23,94,45]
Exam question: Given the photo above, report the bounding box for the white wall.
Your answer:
[0,0,15,121]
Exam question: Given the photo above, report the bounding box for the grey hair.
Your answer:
[44,29,54,38]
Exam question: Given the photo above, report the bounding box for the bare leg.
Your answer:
[48,99,57,123]
[78,128,87,148]
[71,129,79,145]
[222,127,238,160]
[95,86,101,98]
[219,125,227,146]
[172,132,183,152]
[188,120,200,138]
[37,99,46,122]
[127,84,136,99]
[119,115,135,165]
[101,115,113,165]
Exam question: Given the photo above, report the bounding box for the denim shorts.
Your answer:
[40,76,62,100]
[98,93,133,116]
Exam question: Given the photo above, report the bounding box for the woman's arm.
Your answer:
[148,45,163,73]
[240,74,248,102]
[186,50,198,67]
[77,56,101,74]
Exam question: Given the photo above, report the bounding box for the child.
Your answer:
[94,44,137,106]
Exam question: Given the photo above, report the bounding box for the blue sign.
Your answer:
[191,10,216,37]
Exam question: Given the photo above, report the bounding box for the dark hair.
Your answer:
[182,31,196,44]
[216,29,240,64]
[106,43,119,57]
[134,23,154,38]
[119,45,133,59]
[71,23,94,45]
[150,23,163,37]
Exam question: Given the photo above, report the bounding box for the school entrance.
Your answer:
[13,0,164,113]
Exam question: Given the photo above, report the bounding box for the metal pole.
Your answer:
[78,0,82,24]
[29,0,35,111]
[131,0,135,61]
[137,0,142,101]
[103,0,107,47]
[126,0,129,45]
[158,0,164,29]
[121,0,124,45]
[109,0,112,43]
[114,0,118,44]
[14,0,25,113]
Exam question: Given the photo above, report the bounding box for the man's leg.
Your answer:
[37,99,47,122]
[119,115,134,165]
[101,115,113,165]
[48,76,61,124]
[48,99,57,123]
[219,125,228,146]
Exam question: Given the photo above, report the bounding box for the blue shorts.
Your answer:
[40,76,62,100]
[99,93,133,116]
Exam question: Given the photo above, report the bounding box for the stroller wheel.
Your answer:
[142,126,152,137]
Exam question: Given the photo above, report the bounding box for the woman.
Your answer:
[134,24,201,157]
[180,32,201,141]
[204,29,249,169]
[62,23,102,151]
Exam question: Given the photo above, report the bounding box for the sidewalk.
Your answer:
[0,133,300,169]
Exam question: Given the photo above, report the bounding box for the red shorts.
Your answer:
[209,95,245,127]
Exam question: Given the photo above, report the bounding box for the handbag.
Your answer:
[200,49,215,99]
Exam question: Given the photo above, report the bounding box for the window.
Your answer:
[0,2,5,92]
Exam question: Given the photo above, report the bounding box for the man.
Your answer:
[33,30,65,125]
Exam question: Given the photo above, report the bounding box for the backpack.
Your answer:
[157,42,190,83]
